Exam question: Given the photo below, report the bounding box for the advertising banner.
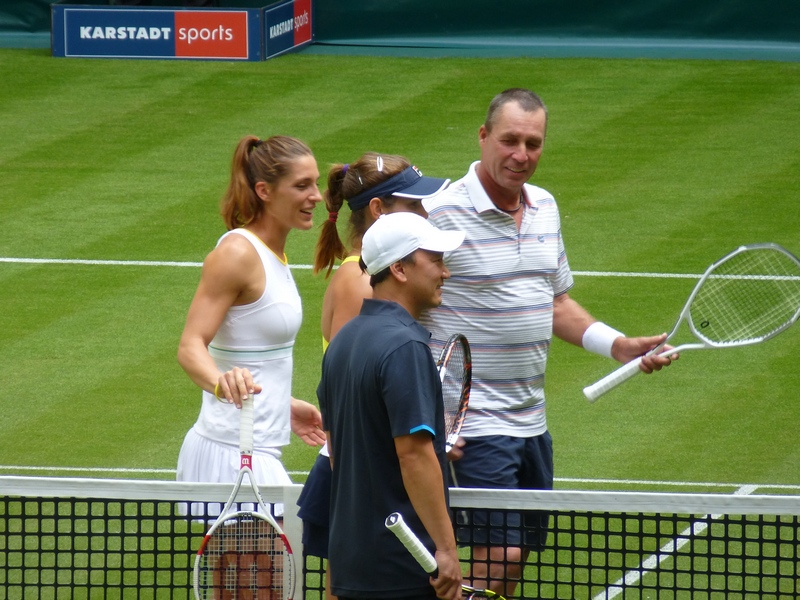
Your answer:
[263,0,312,59]
[52,1,313,61]
[51,5,264,60]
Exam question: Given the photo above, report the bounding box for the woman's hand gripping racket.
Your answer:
[437,334,471,486]
[193,396,296,600]
[584,243,800,402]
[385,512,505,600]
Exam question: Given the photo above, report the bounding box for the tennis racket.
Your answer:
[437,333,472,454]
[385,512,506,600]
[584,243,800,402]
[193,396,296,600]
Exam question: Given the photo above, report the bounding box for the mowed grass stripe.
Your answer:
[1,54,484,260]
[0,265,196,466]
[546,62,800,272]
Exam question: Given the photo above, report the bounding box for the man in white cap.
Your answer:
[318,212,465,600]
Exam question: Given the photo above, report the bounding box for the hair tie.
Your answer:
[328,211,339,223]
[342,163,349,174]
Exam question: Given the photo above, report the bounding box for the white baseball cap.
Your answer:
[361,213,465,276]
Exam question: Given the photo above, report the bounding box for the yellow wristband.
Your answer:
[214,382,224,401]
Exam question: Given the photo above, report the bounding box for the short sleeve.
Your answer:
[379,340,439,439]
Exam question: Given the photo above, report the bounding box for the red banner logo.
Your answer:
[293,0,312,45]
[175,11,248,59]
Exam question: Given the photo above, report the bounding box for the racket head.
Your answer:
[194,510,295,600]
[436,334,472,451]
[687,243,800,347]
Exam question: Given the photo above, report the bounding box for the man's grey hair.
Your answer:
[485,88,548,131]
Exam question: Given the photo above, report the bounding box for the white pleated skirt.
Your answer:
[176,427,292,518]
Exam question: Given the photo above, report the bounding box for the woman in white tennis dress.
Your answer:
[176,135,325,510]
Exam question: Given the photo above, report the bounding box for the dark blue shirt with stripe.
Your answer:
[318,299,447,598]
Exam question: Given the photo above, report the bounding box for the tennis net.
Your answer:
[2,476,799,599]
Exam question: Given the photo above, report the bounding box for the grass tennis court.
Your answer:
[1,48,799,496]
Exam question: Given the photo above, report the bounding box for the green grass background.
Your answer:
[1,48,798,492]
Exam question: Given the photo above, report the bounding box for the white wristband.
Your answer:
[582,322,625,359]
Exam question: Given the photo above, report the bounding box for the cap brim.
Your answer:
[392,177,450,200]
[419,230,465,254]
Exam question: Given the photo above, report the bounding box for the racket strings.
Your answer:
[439,342,470,439]
[690,248,800,344]
[198,516,291,600]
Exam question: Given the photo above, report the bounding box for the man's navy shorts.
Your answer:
[451,432,554,551]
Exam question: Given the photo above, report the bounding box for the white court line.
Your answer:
[0,465,177,474]
[0,257,203,268]
[557,476,800,490]
[593,485,759,600]
[572,270,699,279]
[7,258,796,280]
[0,256,696,278]
[0,465,307,477]
[3,465,800,491]
[0,257,314,269]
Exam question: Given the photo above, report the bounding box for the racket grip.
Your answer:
[385,512,438,575]
[583,356,644,402]
[239,394,255,454]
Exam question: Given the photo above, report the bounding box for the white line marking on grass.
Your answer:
[0,258,203,268]
[556,476,797,489]
[3,466,799,491]
[0,464,309,477]
[594,485,759,600]
[0,465,177,474]
[572,270,700,279]
[1,257,691,277]
[0,257,315,269]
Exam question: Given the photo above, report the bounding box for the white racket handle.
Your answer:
[583,356,644,402]
[385,512,437,574]
[239,394,255,455]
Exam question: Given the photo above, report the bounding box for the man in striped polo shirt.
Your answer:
[421,88,676,597]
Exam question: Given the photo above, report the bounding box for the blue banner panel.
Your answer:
[264,0,313,59]
[62,8,174,58]
[51,5,262,60]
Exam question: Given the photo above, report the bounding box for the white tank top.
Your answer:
[193,228,302,452]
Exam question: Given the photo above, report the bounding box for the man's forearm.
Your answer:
[396,435,456,554]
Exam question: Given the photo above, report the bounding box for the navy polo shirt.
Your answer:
[318,299,447,599]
